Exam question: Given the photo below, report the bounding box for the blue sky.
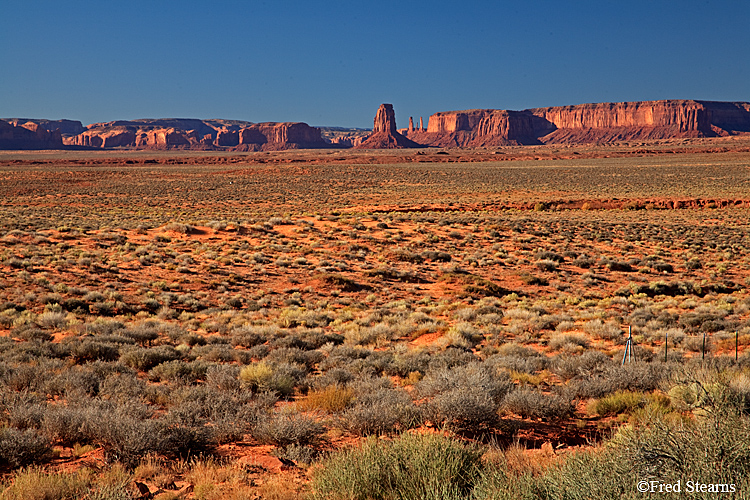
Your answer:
[2,0,748,128]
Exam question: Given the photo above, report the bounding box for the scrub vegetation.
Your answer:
[2,140,750,498]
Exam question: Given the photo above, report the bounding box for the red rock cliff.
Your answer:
[411,100,750,147]
[406,109,535,147]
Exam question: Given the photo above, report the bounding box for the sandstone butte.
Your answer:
[354,103,421,149]
[403,100,750,147]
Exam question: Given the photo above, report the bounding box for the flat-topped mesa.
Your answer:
[0,120,63,150]
[236,122,329,151]
[356,104,421,149]
[410,99,750,147]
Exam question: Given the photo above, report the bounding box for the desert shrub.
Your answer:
[0,467,94,500]
[120,346,179,371]
[253,410,325,447]
[239,361,297,398]
[583,319,623,341]
[535,259,558,272]
[605,260,633,272]
[573,254,595,268]
[166,388,259,444]
[485,353,548,374]
[589,390,653,416]
[45,366,102,397]
[265,346,323,369]
[80,320,126,336]
[428,387,499,430]
[427,348,478,372]
[309,367,355,390]
[12,325,52,342]
[299,385,355,413]
[36,311,68,330]
[205,364,241,392]
[548,333,590,352]
[683,334,711,353]
[341,387,421,436]
[41,404,92,446]
[536,251,564,263]
[122,324,159,345]
[421,250,452,262]
[551,350,613,381]
[308,432,482,500]
[149,359,210,383]
[502,389,573,420]
[418,362,513,404]
[230,325,275,348]
[442,322,483,349]
[386,349,432,377]
[98,372,151,402]
[0,427,52,468]
[67,339,121,363]
[2,363,57,393]
[563,361,671,399]
[94,410,212,468]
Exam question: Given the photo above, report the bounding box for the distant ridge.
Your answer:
[2,99,749,150]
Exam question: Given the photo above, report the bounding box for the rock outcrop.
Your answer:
[404,100,750,147]
[0,120,63,149]
[355,104,421,149]
[62,118,328,150]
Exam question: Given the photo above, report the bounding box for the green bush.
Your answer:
[308,433,482,500]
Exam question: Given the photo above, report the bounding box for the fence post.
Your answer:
[736,331,739,362]
[665,330,668,363]
[702,332,706,361]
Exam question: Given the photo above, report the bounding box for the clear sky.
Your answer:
[2,0,749,128]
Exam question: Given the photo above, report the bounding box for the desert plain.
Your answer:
[2,136,750,498]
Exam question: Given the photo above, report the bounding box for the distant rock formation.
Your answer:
[355,104,421,149]
[404,100,750,147]
[4,119,84,137]
[235,122,329,151]
[0,120,63,149]
[62,118,328,150]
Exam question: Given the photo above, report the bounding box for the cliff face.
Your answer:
[0,120,63,150]
[700,101,750,133]
[406,109,536,147]
[411,100,750,147]
[62,119,327,150]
